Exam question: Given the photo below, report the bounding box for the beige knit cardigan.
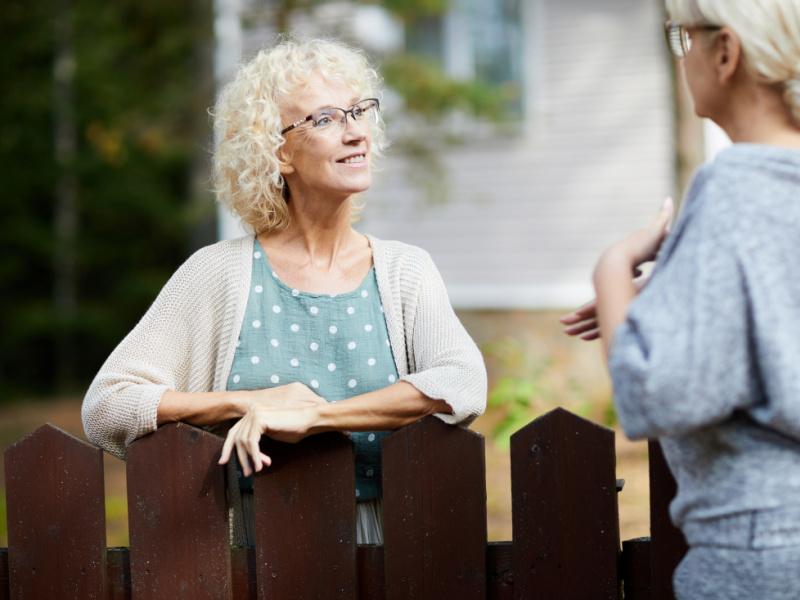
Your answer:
[82,234,487,459]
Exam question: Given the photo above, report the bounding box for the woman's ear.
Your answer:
[278,145,295,176]
[714,27,743,86]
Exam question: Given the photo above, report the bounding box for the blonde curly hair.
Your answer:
[212,38,386,234]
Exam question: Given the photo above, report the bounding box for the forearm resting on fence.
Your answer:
[157,390,249,426]
[312,381,453,433]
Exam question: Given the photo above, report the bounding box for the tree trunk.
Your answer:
[189,0,217,252]
[53,0,78,390]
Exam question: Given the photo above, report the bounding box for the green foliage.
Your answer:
[483,337,618,447]
[371,0,449,21]
[483,338,553,448]
[382,54,512,122]
[0,1,208,397]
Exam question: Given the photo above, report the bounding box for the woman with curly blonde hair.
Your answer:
[81,38,487,545]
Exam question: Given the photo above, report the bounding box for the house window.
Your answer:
[406,0,524,118]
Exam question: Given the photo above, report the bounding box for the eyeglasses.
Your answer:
[664,21,721,58]
[280,98,380,136]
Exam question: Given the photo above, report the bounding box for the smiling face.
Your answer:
[279,73,373,203]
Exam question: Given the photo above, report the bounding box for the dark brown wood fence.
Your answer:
[1,408,686,599]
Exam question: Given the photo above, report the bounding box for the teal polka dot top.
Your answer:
[226,239,399,502]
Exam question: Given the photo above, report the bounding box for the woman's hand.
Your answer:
[238,382,327,413]
[604,197,674,270]
[560,277,649,341]
[218,382,326,476]
[588,197,674,357]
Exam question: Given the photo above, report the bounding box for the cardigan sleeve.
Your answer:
[81,248,220,459]
[400,251,488,426]
[608,211,759,440]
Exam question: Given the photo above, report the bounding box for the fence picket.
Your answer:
[126,423,230,599]
[648,441,687,600]
[357,545,384,600]
[105,548,130,600]
[4,424,106,599]
[510,408,620,599]
[252,432,356,599]
[621,537,651,600]
[382,417,487,600]
[231,546,256,599]
[486,542,513,600]
[0,548,9,600]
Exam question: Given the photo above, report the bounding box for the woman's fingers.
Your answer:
[560,300,597,325]
[219,420,242,465]
[220,409,275,475]
[219,438,232,465]
[659,196,674,233]
[563,319,599,337]
[247,419,264,472]
[236,441,251,477]
[580,328,601,341]
[260,451,272,468]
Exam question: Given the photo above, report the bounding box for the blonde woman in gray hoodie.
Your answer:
[563,1,800,598]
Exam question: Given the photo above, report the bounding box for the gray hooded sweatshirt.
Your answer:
[610,143,800,548]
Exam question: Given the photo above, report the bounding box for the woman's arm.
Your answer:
[157,383,334,426]
[157,390,248,426]
[397,250,488,425]
[593,198,673,358]
[81,240,251,458]
[312,381,452,431]
[218,381,452,476]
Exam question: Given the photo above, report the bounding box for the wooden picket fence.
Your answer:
[0,408,687,599]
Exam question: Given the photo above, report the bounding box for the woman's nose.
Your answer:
[341,116,367,142]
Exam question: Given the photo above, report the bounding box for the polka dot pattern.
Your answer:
[229,239,399,503]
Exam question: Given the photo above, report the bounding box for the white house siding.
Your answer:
[360,0,675,309]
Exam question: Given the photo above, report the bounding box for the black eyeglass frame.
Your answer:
[280,98,381,136]
[664,21,722,58]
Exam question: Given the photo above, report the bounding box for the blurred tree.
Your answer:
[0,0,512,398]
[0,1,212,398]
